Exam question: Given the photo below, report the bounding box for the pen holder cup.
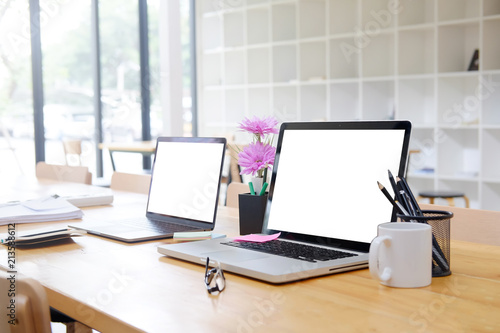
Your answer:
[238,193,268,235]
[397,210,453,277]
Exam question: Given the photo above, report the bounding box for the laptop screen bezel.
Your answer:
[145,136,227,230]
[261,121,412,253]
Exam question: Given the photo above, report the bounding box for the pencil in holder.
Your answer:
[397,210,453,277]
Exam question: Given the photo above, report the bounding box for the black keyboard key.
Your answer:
[122,218,200,233]
[221,240,357,263]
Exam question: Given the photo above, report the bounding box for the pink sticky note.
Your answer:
[233,232,281,243]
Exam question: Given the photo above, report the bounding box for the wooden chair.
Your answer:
[36,162,92,185]
[226,182,250,208]
[0,269,52,333]
[110,171,151,194]
[62,140,83,166]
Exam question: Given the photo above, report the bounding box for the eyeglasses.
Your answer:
[204,257,225,295]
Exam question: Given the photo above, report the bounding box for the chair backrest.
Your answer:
[226,182,249,208]
[421,203,500,246]
[62,140,83,165]
[110,171,151,194]
[227,144,245,183]
[36,162,92,185]
[0,269,52,333]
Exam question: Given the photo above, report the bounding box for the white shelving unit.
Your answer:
[196,0,500,210]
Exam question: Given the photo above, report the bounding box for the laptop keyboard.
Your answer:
[123,218,201,233]
[221,239,358,263]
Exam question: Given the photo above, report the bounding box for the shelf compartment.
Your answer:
[299,0,326,38]
[330,38,360,79]
[437,76,480,126]
[362,33,395,77]
[300,85,327,121]
[484,0,500,16]
[482,129,500,180]
[481,74,500,124]
[202,90,224,124]
[397,0,435,26]
[438,23,479,73]
[202,16,223,51]
[202,53,222,86]
[482,182,500,211]
[407,128,437,175]
[224,50,245,85]
[398,29,435,75]
[300,41,327,81]
[272,45,297,82]
[247,47,270,84]
[248,88,271,117]
[272,3,297,42]
[361,80,395,119]
[435,179,478,208]
[247,8,270,45]
[273,86,298,122]
[224,11,245,47]
[329,0,358,34]
[329,82,360,120]
[398,78,435,125]
[408,177,435,205]
[437,128,479,178]
[361,0,396,29]
[482,19,500,70]
[247,0,267,6]
[225,88,246,123]
[437,0,480,22]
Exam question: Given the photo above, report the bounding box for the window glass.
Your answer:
[148,0,162,140]
[40,0,93,169]
[0,0,35,176]
[180,0,193,136]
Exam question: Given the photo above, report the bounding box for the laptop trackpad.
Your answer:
[201,250,267,262]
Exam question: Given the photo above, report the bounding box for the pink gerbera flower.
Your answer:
[238,141,276,176]
[238,116,279,137]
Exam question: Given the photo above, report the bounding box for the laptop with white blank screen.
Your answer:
[70,137,226,242]
[157,121,411,283]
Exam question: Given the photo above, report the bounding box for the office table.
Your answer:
[1,180,499,332]
[98,141,156,171]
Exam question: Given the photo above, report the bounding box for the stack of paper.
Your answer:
[0,196,83,225]
[0,228,86,246]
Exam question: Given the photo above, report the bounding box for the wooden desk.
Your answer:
[98,141,156,171]
[1,181,500,332]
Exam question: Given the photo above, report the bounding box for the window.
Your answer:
[0,0,194,178]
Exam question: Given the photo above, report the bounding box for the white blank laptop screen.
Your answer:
[267,129,405,243]
[147,141,225,223]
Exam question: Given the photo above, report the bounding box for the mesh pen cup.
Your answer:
[397,210,453,277]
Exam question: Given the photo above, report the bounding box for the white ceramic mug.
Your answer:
[369,222,432,288]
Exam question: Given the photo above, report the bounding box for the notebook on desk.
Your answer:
[70,137,226,242]
[158,121,412,283]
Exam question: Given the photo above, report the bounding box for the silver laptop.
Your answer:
[70,137,226,242]
[158,121,411,283]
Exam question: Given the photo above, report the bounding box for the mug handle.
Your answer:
[369,235,392,282]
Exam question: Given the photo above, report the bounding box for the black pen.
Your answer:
[399,190,411,215]
[403,191,417,216]
[397,176,422,216]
